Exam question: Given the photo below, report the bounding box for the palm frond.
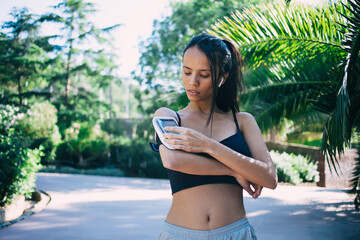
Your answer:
[240,49,337,132]
[210,2,347,61]
[322,0,360,171]
[209,2,350,102]
[288,110,328,130]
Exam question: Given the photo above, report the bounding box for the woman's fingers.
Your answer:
[164,126,187,134]
[163,134,187,147]
[252,184,263,199]
[234,175,254,197]
[234,175,263,199]
[163,132,181,139]
[250,183,262,199]
[164,140,195,152]
[164,127,202,139]
[243,184,255,197]
[163,127,208,153]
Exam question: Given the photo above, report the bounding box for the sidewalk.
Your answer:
[0,173,359,240]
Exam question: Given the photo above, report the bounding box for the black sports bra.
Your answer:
[150,111,252,195]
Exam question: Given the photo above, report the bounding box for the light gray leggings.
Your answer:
[158,218,257,240]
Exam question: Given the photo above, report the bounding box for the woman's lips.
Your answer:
[188,90,200,96]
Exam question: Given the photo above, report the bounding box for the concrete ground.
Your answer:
[0,173,359,240]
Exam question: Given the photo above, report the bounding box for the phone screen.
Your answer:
[157,119,178,134]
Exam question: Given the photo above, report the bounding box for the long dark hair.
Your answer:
[183,33,245,128]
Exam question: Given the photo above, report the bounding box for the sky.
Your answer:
[0,0,171,78]
[0,0,325,80]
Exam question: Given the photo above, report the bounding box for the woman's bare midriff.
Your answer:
[165,184,246,230]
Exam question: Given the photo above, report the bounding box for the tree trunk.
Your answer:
[78,153,84,167]
[270,127,278,142]
[18,75,23,105]
[108,82,113,119]
[64,41,73,105]
[64,16,75,105]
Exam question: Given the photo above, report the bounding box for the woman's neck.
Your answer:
[186,102,225,115]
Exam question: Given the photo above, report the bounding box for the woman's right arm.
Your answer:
[154,108,261,198]
[159,144,233,176]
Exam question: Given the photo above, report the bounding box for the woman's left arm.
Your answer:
[164,113,277,190]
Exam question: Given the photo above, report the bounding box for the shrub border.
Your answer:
[266,141,325,187]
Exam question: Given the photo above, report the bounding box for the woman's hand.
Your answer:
[233,174,263,199]
[163,126,211,153]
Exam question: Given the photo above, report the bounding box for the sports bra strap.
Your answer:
[232,111,240,132]
[175,112,182,126]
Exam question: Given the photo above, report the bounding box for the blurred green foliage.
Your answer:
[17,101,61,164]
[0,105,43,207]
[56,122,110,168]
[113,137,167,179]
[270,150,319,185]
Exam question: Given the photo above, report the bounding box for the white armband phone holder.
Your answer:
[152,117,179,150]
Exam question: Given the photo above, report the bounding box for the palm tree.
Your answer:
[209,0,360,207]
[327,0,360,208]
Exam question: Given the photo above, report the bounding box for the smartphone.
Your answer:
[152,117,179,149]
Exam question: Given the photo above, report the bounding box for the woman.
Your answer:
[152,33,277,240]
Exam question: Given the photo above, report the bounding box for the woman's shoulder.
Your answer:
[234,112,257,131]
[235,111,255,121]
[154,107,178,118]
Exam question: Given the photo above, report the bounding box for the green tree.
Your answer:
[210,0,360,205]
[133,0,270,114]
[326,0,360,208]
[0,8,56,106]
[53,0,119,103]
[48,0,121,133]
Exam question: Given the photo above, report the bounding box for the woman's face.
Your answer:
[182,46,213,104]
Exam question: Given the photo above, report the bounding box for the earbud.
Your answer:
[218,77,224,87]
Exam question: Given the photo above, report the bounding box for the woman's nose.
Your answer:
[189,74,199,86]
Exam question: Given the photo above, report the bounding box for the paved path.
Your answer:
[0,173,359,240]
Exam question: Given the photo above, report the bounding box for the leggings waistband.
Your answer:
[162,218,251,239]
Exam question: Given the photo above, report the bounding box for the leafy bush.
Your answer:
[55,130,167,179]
[101,118,132,137]
[270,150,319,185]
[0,105,22,133]
[0,105,43,207]
[110,137,167,179]
[17,101,61,164]
[55,90,109,137]
[56,122,110,168]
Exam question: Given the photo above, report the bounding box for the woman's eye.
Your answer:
[184,71,191,75]
[200,74,209,78]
